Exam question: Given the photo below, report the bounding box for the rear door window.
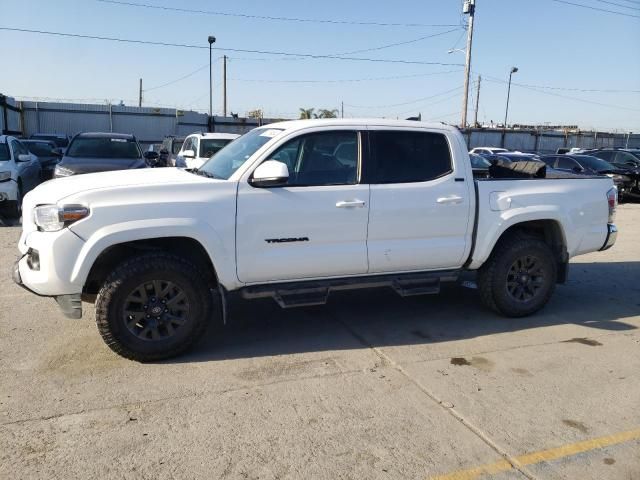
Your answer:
[368,130,452,184]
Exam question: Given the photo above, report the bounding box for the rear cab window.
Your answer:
[367,130,453,184]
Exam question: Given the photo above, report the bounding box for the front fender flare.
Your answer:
[69,217,238,290]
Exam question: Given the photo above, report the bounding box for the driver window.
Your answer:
[269,131,358,187]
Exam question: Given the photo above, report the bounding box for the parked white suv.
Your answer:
[0,135,42,218]
[175,132,239,169]
[14,119,617,361]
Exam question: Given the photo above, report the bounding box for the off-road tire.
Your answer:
[477,232,557,317]
[95,253,214,362]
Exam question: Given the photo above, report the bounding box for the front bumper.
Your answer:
[13,258,83,319]
[600,224,618,251]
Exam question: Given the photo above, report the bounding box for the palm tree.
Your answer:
[317,109,339,119]
[299,108,315,119]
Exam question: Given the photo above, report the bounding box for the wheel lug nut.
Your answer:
[146,314,150,318]
[164,309,168,313]
[161,299,166,304]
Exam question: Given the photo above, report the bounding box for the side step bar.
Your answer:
[240,270,460,308]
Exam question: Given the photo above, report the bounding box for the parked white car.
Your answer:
[0,135,42,218]
[469,147,509,155]
[175,132,240,169]
[14,119,617,361]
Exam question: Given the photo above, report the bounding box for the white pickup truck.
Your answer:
[13,119,618,361]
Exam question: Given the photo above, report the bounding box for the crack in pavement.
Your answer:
[331,312,538,480]
[0,367,364,427]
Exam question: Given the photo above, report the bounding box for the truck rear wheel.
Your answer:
[95,253,214,362]
[477,233,557,317]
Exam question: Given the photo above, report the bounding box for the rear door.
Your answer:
[236,129,369,283]
[365,128,472,273]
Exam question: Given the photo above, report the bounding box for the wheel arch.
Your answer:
[82,236,218,296]
[484,218,569,284]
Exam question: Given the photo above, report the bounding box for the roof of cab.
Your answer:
[260,118,460,133]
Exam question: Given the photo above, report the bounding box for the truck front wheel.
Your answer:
[477,233,557,317]
[95,253,214,362]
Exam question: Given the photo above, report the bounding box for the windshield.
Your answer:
[0,144,9,161]
[24,141,54,156]
[576,155,616,171]
[198,128,282,179]
[31,135,68,147]
[67,137,141,159]
[200,138,233,158]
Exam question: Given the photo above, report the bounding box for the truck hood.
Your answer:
[24,167,215,206]
[59,156,147,174]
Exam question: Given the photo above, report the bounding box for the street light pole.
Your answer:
[503,67,518,128]
[460,0,476,129]
[208,36,216,118]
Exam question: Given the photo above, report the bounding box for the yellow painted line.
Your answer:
[429,427,640,480]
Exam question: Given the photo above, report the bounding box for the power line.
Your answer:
[231,69,462,84]
[97,0,461,28]
[479,73,640,93]
[483,77,640,112]
[144,64,208,92]
[0,27,465,67]
[336,28,462,55]
[592,0,640,11]
[548,0,640,18]
[345,85,464,109]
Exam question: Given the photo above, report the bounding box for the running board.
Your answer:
[240,270,459,308]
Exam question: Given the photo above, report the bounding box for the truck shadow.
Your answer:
[169,261,640,364]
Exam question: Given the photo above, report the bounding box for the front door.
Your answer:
[365,128,472,273]
[236,129,369,283]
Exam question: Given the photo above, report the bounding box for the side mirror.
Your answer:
[51,147,64,158]
[250,160,289,187]
[572,166,584,173]
[144,151,159,160]
[182,149,195,159]
[17,154,32,162]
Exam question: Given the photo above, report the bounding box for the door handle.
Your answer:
[436,195,464,205]
[336,200,366,208]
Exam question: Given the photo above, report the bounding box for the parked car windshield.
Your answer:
[200,139,234,158]
[31,135,68,147]
[575,155,616,172]
[23,141,54,156]
[66,137,141,159]
[198,128,283,179]
[0,144,10,161]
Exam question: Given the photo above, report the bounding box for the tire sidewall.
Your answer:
[100,258,211,360]
[491,241,556,317]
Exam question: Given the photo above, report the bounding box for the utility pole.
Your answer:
[208,36,216,118]
[223,55,228,117]
[138,78,142,107]
[460,0,475,129]
[341,101,344,119]
[473,75,481,127]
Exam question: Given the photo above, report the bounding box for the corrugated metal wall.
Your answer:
[464,129,639,153]
[17,101,281,144]
[0,95,22,135]
[7,98,640,151]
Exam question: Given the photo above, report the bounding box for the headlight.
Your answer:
[34,204,90,232]
[54,165,75,177]
[0,171,11,182]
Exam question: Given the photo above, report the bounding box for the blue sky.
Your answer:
[1,0,639,130]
